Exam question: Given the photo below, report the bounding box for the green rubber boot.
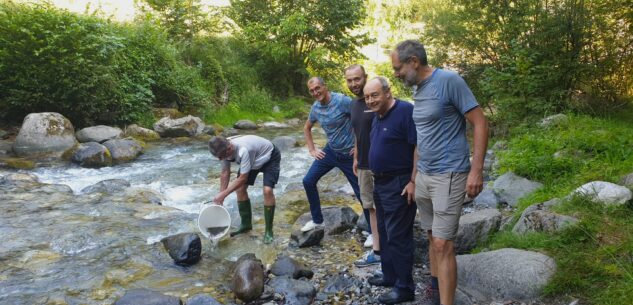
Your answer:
[263,205,275,244]
[230,199,252,237]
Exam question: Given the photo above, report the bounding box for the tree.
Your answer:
[228,0,372,95]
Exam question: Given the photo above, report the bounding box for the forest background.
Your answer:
[0,1,632,304]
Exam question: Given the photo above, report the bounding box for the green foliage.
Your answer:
[228,0,372,95]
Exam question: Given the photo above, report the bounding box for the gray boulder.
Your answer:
[620,173,633,188]
[492,172,543,206]
[286,118,302,126]
[186,294,222,305]
[572,181,632,205]
[455,209,501,254]
[123,187,164,205]
[290,227,325,248]
[232,253,264,302]
[114,289,182,305]
[233,120,258,130]
[323,275,361,294]
[270,255,314,279]
[81,179,130,194]
[71,142,112,168]
[457,248,556,302]
[539,114,569,128]
[268,277,317,305]
[75,125,122,143]
[221,128,239,137]
[0,173,40,187]
[202,125,216,136]
[13,112,77,157]
[472,185,501,208]
[261,121,290,129]
[153,115,205,137]
[294,207,359,235]
[271,136,297,151]
[356,212,369,232]
[513,208,578,234]
[161,233,201,266]
[124,124,160,141]
[102,138,143,164]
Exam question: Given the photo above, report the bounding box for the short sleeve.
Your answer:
[404,103,417,145]
[308,103,318,123]
[238,147,252,174]
[340,95,353,114]
[448,73,479,114]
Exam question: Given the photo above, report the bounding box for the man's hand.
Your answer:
[465,170,484,198]
[213,192,226,205]
[309,148,326,160]
[401,181,415,205]
[353,158,358,176]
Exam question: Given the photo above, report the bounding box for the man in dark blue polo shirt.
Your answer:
[365,77,417,304]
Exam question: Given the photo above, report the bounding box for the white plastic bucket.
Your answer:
[197,204,231,241]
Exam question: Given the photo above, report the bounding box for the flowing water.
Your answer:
[0,129,362,304]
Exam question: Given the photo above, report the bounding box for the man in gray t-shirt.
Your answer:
[208,135,281,244]
[391,40,489,305]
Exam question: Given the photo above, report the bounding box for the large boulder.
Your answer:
[124,124,160,142]
[102,139,143,164]
[492,172,543,206]
[513,209,578,234]
[233,119,258,130]
[457,248,556,302]
[161,233,202,266]
[13,112,77,157]
[294,207,359,235]
[268,276,317,305]
[270,255,314,279]
[153,115,205,137]
[232,253,264,302]
[71,142,112,168]
[290,227,325,248]
[114,289,181,305]
[81,179,131,194]
[572,181,632,205]
[271,136,297,151]
[75,125,122,143]
[455,209,501,254]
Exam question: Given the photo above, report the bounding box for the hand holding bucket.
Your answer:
[198,202,231,241]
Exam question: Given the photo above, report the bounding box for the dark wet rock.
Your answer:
[186,294,223,305]
[294,206,359,235]
[513,199,577,234]
[572,181,632,205]
[154,115,205,137]
[233,120,258,130]
[473,185,500,208]
[455,209,501,254]
[81,179,131,194]
[75,125,122,143]
[355,213,369,232]
[232,253,264,302]
[271,136,297,151]
[290,227,324,248]
[221,128,239,137]
[13,112,77,157]
[202,125,216,136]
[71,142,112,168]
[161,233,201,266]
[268,276,316,305]
[124,124,160,142]
[103,138,143,164]
[270,255,314,279]
[114,288,182,305]
[323,274,360,294]
[492,172,543,206]
[457,248,556,303]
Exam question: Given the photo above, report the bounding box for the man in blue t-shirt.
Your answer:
[301,77,369,232]
[391,40,489,305]
[364,77,417,304]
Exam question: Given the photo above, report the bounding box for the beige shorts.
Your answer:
[415,172,468,241]
[357,168,375,209]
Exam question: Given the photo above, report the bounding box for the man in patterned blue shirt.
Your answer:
[301,76,371,232]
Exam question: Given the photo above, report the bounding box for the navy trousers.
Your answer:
[374,173,416,292]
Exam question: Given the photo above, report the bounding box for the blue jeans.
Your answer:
[302,145,371,232]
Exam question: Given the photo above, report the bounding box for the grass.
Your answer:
[481,107,633,304]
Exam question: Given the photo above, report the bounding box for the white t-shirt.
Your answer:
[222,135,273,173]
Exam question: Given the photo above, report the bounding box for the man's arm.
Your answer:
[353,139,358,176]
[219,161,230,192]
[464,107,489,198]
[304,119,325,160]
[214,172,249,205]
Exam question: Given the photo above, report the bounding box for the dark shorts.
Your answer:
[239,146,281,188]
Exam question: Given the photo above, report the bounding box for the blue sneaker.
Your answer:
[354,251,381,267]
